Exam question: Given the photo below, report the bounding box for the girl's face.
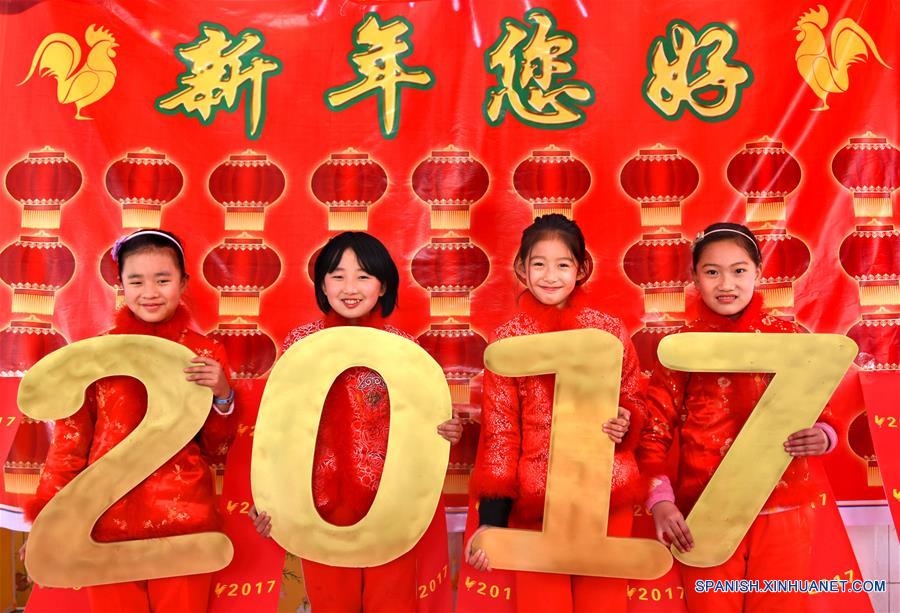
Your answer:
[520,237,583,309]
[121,248,186,323]
[322,248,385,322]
[692,239,760,318]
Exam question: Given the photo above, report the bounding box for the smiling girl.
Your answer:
[24,229,235,612]
[249,231,461,612]
[465,214,645,613]
[638,222,838,612]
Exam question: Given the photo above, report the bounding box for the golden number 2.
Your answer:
[18,335,234,587]
[474,329,672,579]
[657,332,857,567]
[251,326,451,567]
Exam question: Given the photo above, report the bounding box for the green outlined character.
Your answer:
[155,22,282,140]
[484,8,595,130]
[325,13,434,140]
[643,20,753,122]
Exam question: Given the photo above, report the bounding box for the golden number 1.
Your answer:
[473,329,672,579]
[657,333,857,567]
[251,326,451,567]
[17,335,234,587]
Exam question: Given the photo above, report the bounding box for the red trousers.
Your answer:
[301,547,417,613]
[679,507,812,613]
[86,573,212,613]
[514,505,632,613]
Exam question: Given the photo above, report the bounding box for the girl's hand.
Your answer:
[184,356,230,400]
[248,505,272,538]
[784,427,829,457]
[602,407,630,444]
[652,501,693,553]
[437,416,463,445]
[465,526,491,572]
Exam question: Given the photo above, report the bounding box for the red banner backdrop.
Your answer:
[0,0,897,611]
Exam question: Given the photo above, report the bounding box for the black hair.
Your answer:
[514,214,592,285]
[115,229,187,279]
[691,222,762,270]
[313,232,399,317]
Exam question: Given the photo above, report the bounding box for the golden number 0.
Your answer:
[251,327,451,567]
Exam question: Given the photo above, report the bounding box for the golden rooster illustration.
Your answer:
[794,5,890,111]
[19,24,118,120]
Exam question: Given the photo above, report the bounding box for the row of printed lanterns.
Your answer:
[0,219,897,320]
[6,133,899,234]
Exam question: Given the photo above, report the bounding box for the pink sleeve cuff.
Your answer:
[646,475,675,512]
[813,422,838,454]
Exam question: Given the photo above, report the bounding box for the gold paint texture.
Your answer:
[18,335,234,587]
[474,330,672,579]
[658,333,857,567]
[251,327,451,567]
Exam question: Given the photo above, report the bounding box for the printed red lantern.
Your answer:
[209,150,285,232]
[848,411,881,487]
[5,146,82,230]
[106,148,184,229]
[411,234,490,317]
[620,144,698,227]
[756,226,811,309]
[847,309,899,371]
[443,402,481,503]
[310,148,387,231]
[0,233,75,316]
[412,145,489,230]
[0,316,67,377]
[839,222,900,306]
[631,315,685,376]
[727,137,802,224]
[4,417,53,494]
[513,145,591,219]
[208,318,277,379]
[98,246,125,307]
[623,230,692,314]
[203,234,282,317]
[832,133,900,219]
[417,318,487,404]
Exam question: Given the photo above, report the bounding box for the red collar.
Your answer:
[517,287,594,332]
[323,308,390,330]
[695,292,766,331]
[111,305,193,341]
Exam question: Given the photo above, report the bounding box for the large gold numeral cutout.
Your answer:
[658,333,857,567]
[473,329,673,579]
[251,327,451,566]
[18,336,235,587]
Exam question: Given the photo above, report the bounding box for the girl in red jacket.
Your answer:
[465,214,644,613]
[24,229,235,613]
[638,222,838,612]
[250,231,461,612]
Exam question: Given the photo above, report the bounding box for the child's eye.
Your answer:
[559,262,570,268]
[331,275,343,280]
[159,280,170,285]
[705,270,718,277]
[735,268,747,274]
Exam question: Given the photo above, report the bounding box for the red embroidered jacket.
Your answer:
[638,295,836,515]
[25,307,235,541]
[282,310,414,526]
[469,290,646,528]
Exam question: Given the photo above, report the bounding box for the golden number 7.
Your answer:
[658,332,857,567]
[17,336,234,587]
